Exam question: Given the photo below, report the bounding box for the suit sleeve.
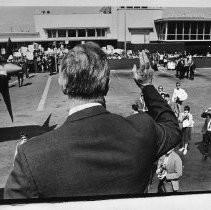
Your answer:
[4,145,39,199]
[166,156,183,180]
[142,85,181,159]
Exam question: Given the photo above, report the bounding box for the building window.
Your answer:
[198,21,204,40]
[58,29,66,38]
[168,22,176,35]
[78,29,86,37]
[47,29,56,38]
[177,22,183,40]
[205,22,211,40]
[68,29,76,37]
[96,29,106,37]
[184,22,190,40]
[87,29,95,37]
[191,22,197,40]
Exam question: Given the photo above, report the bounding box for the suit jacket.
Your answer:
[158,151,182,191]
[4,85,181,199]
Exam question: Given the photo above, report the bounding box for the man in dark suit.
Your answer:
[4,42,181,199]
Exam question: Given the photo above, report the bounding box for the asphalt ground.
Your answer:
[0,68,211,196]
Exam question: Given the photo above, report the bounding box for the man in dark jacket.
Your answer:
[4,42,181,199]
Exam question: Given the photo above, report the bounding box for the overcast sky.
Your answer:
[1,0,211,32]
[1,0,211,7]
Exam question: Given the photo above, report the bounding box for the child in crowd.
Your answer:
[179,105,194,155]
[164,93,171,105]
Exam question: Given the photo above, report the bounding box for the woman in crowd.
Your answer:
[179,105,194,155]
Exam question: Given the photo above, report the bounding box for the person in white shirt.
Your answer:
[201,108,211,160]
[178,106,194,155]
[172,82,188,118]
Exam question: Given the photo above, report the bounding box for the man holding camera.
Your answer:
[156,149,183,193]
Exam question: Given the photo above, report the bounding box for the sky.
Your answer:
[1,0,211,32]
[0,7,101,32]
[1,0,211,7]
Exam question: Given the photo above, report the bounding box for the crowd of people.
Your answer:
[133,78,210,193]
[4,43,70,87]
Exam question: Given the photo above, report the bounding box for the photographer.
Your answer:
[156,149,183,193]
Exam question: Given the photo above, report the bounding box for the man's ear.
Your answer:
[58,74,68,95]
[104,78,110,96]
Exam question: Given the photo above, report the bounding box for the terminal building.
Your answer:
[1,6,211,52]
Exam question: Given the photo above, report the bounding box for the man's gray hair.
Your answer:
[59,42,110,99]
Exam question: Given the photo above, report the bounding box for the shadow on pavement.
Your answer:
[22,82,32,87]
[0,114,57,142]
[28,75,35,79]
[195,141,211,159]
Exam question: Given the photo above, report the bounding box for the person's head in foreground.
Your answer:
[58,42,110,104]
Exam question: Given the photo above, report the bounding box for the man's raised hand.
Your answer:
[132,50,154,88]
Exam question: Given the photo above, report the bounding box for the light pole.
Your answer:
[124,8,127,57]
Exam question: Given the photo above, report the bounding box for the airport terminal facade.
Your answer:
[1,7,211,50]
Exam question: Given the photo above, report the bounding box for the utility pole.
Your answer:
[124,8,127,57]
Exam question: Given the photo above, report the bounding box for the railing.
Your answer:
[159,34,211,41]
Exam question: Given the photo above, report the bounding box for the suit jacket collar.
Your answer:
[64,105,109,123]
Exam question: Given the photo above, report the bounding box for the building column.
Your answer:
[189,22,191,40]
[175,22,177,40]
[209,23,211,40]
[203,22,205,40]
[165,22,168,41]
[196,22,198,40]
[66,29,68,38]
[76,29,78,38]
[182,22,184,40]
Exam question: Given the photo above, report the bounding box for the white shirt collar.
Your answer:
[69,103,102,116]
[207,119,211,131]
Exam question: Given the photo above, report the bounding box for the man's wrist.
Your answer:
[139,83,153,89]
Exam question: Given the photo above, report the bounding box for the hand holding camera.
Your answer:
[156,164,167,180]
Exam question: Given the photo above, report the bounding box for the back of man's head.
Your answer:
[59,42,110,99]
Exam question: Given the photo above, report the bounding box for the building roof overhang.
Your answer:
[0,32,39,36]
[128,27,153,33]
[155,18,211,22]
